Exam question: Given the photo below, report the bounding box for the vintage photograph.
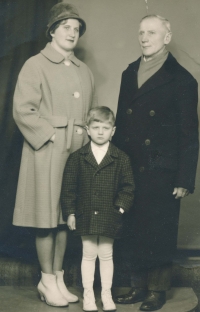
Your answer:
[0,0,199,311]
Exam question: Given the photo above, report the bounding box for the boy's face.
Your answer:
[87,121,116,145]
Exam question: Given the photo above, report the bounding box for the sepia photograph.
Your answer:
[0,0,199,311]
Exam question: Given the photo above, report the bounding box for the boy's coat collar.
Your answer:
[80,142,119,170]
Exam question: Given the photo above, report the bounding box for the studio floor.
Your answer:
[0,287,198,312]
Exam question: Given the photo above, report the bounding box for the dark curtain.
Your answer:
[0,0,57,261]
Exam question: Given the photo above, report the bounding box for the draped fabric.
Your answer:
[0,0,57,260]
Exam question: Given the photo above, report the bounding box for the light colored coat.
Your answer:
[13,43,97,228]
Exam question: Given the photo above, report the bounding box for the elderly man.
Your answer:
[113,15,199,311]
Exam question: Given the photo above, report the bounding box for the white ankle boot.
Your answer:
[55,270,79,303]
[37,271,68,307]
[101,289,116,311]
[83,289,98,312]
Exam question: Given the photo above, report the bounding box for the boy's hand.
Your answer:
[67,215,76,230]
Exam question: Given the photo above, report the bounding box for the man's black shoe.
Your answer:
[140,290,166,311]
[114,287,147,304]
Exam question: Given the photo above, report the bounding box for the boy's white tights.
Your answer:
[81,235,114,290]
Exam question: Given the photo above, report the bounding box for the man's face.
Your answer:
[138,17,171,58]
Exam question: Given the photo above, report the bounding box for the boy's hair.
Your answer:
[86,106,116,126]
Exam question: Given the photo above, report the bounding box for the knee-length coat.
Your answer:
[61,142,135,239]
[113,53,199,266]
[13,43,97,228]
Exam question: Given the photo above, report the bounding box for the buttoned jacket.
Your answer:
[113,53,199,192]
[61,142,135,238]
[13,43,97,228]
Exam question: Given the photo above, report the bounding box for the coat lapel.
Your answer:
[80,142,119,171]
[122,58,140,107]
[125,53,176,104]
[97,143,119,171]
[81,143,99,169]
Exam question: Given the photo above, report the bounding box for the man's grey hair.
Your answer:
[140,14,171,33]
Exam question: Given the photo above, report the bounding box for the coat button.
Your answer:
[64,60,70,66]
[73,91,80,98]
[145,139,151,146]
[125,137,130,142]
[76,128,83,135]
[126,109,132,115]
[94,211,99,215]
[149,110,155,116]
[139,166,145,172]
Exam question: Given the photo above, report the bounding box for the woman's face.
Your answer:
[51,19,80,54]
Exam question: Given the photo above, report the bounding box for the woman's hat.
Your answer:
[46,3,86,40]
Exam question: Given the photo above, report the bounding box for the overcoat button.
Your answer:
[73,91,80,98]
[64,60,70,66]
[126,109,132,115]
[149,110,155,116]
[139,166,145,172]
[94,211,99,215]
[145,139,151,145]
[76,128,83,135]
[125,137,130,142]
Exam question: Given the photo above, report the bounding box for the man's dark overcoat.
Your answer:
[61,142,135,239]
[113,52,199,267]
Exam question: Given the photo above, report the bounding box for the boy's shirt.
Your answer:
[91,141,109,164]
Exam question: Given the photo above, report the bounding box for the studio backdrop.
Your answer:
[0,0,199,260]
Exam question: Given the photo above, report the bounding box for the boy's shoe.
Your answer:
[101,289,116,311]
[83,289,98,312]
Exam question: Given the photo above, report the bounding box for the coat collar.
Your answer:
[40,43,80,67]
[80,142,119,170]
[124,52,177,103]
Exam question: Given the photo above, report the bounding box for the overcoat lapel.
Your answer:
[96,143,118,171]
[122,58,140,107]
[82,143,98,169]
[81,142,118,171]
[125,53,176,104]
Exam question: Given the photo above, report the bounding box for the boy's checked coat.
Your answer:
[61,142,135,239]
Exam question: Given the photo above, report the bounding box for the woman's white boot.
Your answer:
[37,271,68,307]
[101,289,116,311]
[55,270,79,303]
[83,289,98,312]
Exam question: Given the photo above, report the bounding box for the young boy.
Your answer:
[61,106,135,312]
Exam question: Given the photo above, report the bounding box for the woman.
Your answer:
[13,3,97,307]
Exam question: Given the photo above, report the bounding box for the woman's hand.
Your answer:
[67,215,76,230]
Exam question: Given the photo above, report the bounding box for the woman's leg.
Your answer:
[36,228,68,307]
[81,235,98,311]
[53,227,78,303]
[53,227,67,271]
[36,228,55,274]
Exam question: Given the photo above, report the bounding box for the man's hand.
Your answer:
[173,187,189,199]
[67,215,76,230]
